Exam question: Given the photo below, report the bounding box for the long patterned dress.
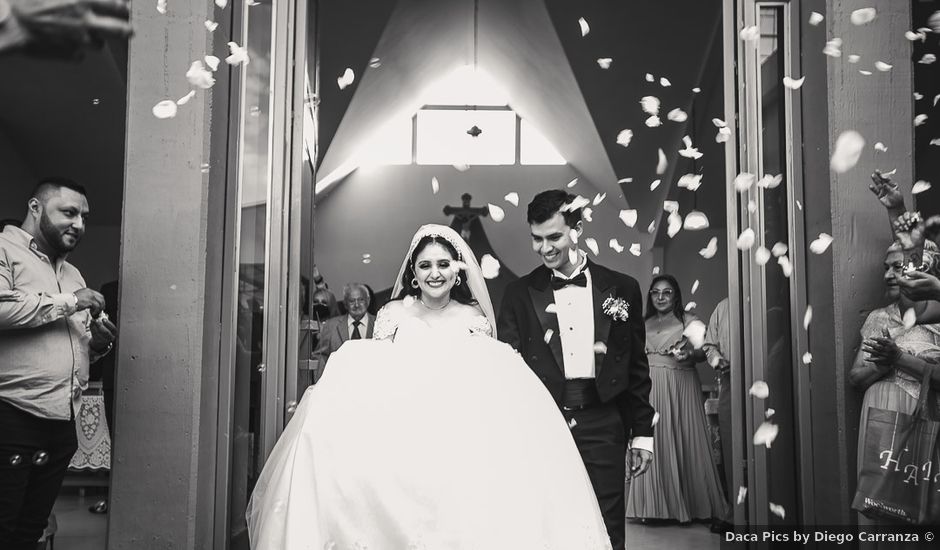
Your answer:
[626,315,729,522]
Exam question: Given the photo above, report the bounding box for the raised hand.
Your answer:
[899,270,940,302]
[1,0,132,55]
[869,171,905,211]
[862,334,902,367]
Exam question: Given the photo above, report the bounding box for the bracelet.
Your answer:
[91,341,113,355]
[892,211,923,233]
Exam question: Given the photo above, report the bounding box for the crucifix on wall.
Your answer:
[443,193,489,241]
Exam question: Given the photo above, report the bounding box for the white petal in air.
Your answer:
[778,256,793,278]
[912,180,932,194]
[640,96,661,115]
[737,487,748,505]
[809,12,824,25]
[755,246,771,266]
[859,70,873,76]
[663,200,679,213]
[782,76,805,90]
[932,139,940,147]
[753,421,779,448]
[616,129,633,147]
[660,77,671,87]
[739,26,760,42]
[619,210,638,228]
[772,243,790,256]
[875,61,893,72]
[679,136,703,159]
[369,57,382,68]
[906,30,926,42]
[544,328,555,344]
[481,254,501,279]
[716,127,732,143]
[453,163,470,172]
[568,248,580,266]
[152,100,178,119]
[566,177,579,188]
[431,177,440,194]
[684,211,709,230]
[645,73,655,82]
[645,115,662,128]
[597,58,613,69]
[337,68,355,90]
[904,308,917,330]
[712,118,727,128]
[802,352,813,365]
[568,418,577,429]
[737,228,756,250]
[667,108,688,122]
[545,303,558,314]
[874,142,887,152]
[692,87,701,93]
[757,174,783,189]
[915,114,929,126]
[851,8,877,26]
[652,266,661,275]
[609,239,625,253]
[215,0,227,7]
[647,220,657,234]
[823,38,843,58]
[504,192,519,206]
[683,320,707,349]
[920,54,937,65]
[650,179,661,191]
[225,42,250,66]
[578,17,590,37]
[488,203,505,222]
[667,212,682,238]
[830,131,865,173]
[204,55,221,71]
[205,20,219,32]
[810,233,833,254]
[848,54,861,64]
[691,280,700,294]
[685,302,696,311]
[749,381,770,399]
[593,193,606,206]
[678,173,703,191]
[769,503,786,520]
[176,90,196,105]
[617,177,634,184]
[157,0,167,15]
[651,411,660,427]
[700,237,718,259]
[186,61,216,89]
[655,149,668,175]
[562,195,591,212]
[804,306,813,330]
[585,238,600,256]
[629,243,642,256]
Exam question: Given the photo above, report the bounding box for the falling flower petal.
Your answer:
[584,238,600,256]
[176,90,196,105]
[504,192,519,206]
[667,212,682,238]
[204,55,221,72]
[684,211,710,230]
[803,306,814,330]
[592,193,606,206]
[616,129,633,147]
[453,163,470,172]
[906,30,926,42]
[848,54,861,63]
[755,246,771,266]
[913,180,932,194]
[903,308,916,329]
[568,248,579,266]
[431,177,440,194]
[931,11,940,32]
[748,200,758,213]
[778,256,793,278]
[739,26,760,41]
[640,96,661,115]
[562,195,590,212]
[652,266,661,275]
[225,41,250,65]
[932,139,940,147]
[481,254,500,279]
[186,60,216,89]
[663,200,679,213]
[692,87,701,93]
[851,8,876,25]
[597,58,613,69]
[568,418,578,429]
[566,177,579,188]
[578,17,590,36]
[875,61,893,72]
[772,242,790,256]
[545,303,558,314]
[823,38,843,57]
[809,12,824,25]
[783,76,805,90]
[583,203,593,220]
[810,233,833,254]
[660,77,671,87]
[678,173,703,191]
[487,203,505,222]
[678,136,703,159]
[683,320,707,348]
[874,142,887,152]
[645,73,655,82]
[667,108,688,122]
[645,115,662,128]
[205,20,219,32]
[830,131,865,173]
[619,209,638,228]
[769,503,786,520]
[369,57,382,68]
[647,220,657,234]
[915,114,929,126]
[650,179,661,191]
[716,127,732,143]
[157,0,167,14]
[651,411,660,427]
[630,243,642,256]
[737,228,756,250]
[617,177,633,184]
[684,302,697,312]
[859,70,873,76]
[749,381,770,399]
[737,487,748,505]
[337,67,355,90]
[152,100,178,119]
[609,239,625,253]
[544,328,555,344]
[920,54,937,65]
[757,174,783,189]
[700,237,718,259]
[215,0,227,7]
[753,421,779,448]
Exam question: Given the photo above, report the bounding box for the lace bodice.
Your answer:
[374,302,493,340]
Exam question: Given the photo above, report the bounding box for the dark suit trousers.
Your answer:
[0,400,77,550]
[562,401,626,550]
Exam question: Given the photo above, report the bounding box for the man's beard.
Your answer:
[39,213,78,254]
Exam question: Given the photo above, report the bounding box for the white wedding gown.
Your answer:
[247,313,612,550]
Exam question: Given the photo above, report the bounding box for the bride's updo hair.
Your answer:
[397,235,478,306]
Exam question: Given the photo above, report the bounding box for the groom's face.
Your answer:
[530,212,582,275]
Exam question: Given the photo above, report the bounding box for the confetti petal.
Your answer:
[739,25,760,41]
[809,12,824,25]
[186,60,216,89]
[700,237,718,259]
[581,207,593,222]
[848,54,861,64]
[874,61,892,72]
[684,211,709,230]
[645,73,655,82]
[663,200,679,213]
[737,228,756,250]
[859,70,873,76]
[337,67,355,90]
[504,192,519,206]
[545,303,558,314]
[562,195,590,211]
[678,173,703,191]
[225,41,250,66]
[578,17,590,37]
[647,220,656,233]
[630,243,642,256]
[809,233,833,254]
[716,126,732,143]
[932,139,940,147]
[920,54,937,65]
[619,209,638,228]
[692,87,701,93]
[488,203,505,222]
[667,108,688,122]
[650,179,661,191]
[568,248,579,266]
[205,20,219,32]
[737,487,748,505]
[683,320,707,348]
[778,256,793,278]
[568,418,578,429]
[747,200,758,213]
[678,136,702,159]
[176,90,196,106]
[712,118,727,128]
[593,193,607,206]
[660,77,672,87]
[757,174,783,189]
[453,163,470,172]
[152,100,178,119]
[906,30,926,42]
[640,96,661,115]
[903,308,917,330]
[645,115,662,128]
[830,131,865,173]
[802,352,813,364]
[783,76,805,90]
[544,328,555,344]
[850,8,876,26]
[616,129,633,147]
[215,0,227,7]
[769,503,786,520]
[912,180,931,194]
[874,142,887,152]
[823,38,843,58]
[204,55,221,71]
[157,0,167,14]
[431,176,440,194]
[749,380,769,399]
[597,58,613,69]
[651,411,660,427]
[915,114,929,126]
[369,57,382,68]
[804,306,813,329]
[734,172,756,192]
[656,148,668,175]
[755,246,771,266]
[481,254,501,279]
[609,239,625,253]
[667,212,682,238]
[584,237,600,256]
[566,177,579,188]
[753,421,779,448]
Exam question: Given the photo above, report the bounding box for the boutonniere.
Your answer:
[602,296,630,322]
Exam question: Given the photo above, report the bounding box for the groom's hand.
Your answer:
[628,448,652,478]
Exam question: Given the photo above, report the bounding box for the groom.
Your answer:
[498,190,654,550]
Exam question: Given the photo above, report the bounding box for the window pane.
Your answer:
[520,118,566,165]
[415,110,516,165]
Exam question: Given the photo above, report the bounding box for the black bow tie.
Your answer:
[551,272,587,290]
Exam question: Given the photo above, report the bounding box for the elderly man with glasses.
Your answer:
[311,283,374,380]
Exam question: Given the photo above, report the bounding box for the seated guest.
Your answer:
[312,283,374,375]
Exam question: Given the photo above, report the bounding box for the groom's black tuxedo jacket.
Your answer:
[497,260,655,439]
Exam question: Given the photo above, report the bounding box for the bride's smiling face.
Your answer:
[413,243,457,301]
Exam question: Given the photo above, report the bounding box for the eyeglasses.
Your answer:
[346,298,368,305]
[649,289,674,298]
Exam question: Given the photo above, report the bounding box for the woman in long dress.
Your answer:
[625,274,728,524]
[247,224,612,550]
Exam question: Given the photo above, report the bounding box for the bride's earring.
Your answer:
[411,277,419,289]
[455,275,462,286]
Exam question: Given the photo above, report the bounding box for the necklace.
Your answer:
[418,298,450,310]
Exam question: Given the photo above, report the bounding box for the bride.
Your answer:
[247,224,612,550]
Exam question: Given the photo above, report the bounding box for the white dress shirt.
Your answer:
[347,314,370,339]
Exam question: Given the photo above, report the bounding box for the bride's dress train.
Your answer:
[247,317,611,549]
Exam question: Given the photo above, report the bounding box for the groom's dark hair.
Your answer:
[527,190,582,228]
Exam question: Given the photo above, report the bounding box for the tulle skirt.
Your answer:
[247,330,611,550]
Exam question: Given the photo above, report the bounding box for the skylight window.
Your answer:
[416,110,516,165]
